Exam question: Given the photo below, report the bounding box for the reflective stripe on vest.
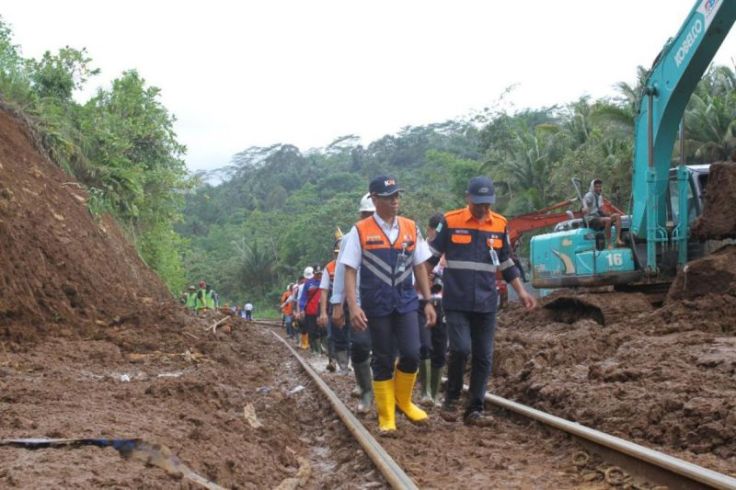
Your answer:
[355,215,419,316]
[445,260,496,273]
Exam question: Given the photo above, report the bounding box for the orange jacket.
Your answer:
[280,290,293,316]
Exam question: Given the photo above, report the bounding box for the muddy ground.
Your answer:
[2,97,736,488]
[294,337,619,489]
[0,102,381,488]
[0,315,382,488]
[493,248,736,476]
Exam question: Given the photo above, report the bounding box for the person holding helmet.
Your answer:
[299,265,324,354]
[340,176,437,434]
[428,176,538,426]
[330,193,377,413]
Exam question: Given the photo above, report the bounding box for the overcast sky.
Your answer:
[3,1,736,172]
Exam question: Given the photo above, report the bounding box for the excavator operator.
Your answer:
[583,179,625,249]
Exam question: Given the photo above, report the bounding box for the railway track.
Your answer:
[255,320,736,489]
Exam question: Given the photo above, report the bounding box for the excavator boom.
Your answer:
[530,0,736,297]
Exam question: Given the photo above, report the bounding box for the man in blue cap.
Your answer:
[428,176,537,426]
[340,175,437,434]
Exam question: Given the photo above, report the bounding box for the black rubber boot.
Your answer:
[353,359,373,414]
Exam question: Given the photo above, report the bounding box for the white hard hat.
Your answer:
[358,193,376,213]
[303,266,314,279]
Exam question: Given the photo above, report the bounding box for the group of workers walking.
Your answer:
[280,174,538,434]
[181,281,255,319]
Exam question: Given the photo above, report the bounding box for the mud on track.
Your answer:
[282,327,643,489]
[0,317,382,488]
[493,257,736,478]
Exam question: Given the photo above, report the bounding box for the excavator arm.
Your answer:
[631,0,736,271]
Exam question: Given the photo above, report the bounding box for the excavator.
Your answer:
[529,0,736,324]
[497,197,622,307]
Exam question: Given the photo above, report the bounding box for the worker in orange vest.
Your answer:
[428,176,537,426]
[341,175,436,434]
[280,284,295,340]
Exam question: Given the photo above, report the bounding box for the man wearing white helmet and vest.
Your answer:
[341,176,437,434]
[330,193,376,413]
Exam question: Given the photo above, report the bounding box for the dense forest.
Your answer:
[2,17,735,313]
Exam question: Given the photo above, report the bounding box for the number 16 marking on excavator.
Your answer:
[607,253,623,267]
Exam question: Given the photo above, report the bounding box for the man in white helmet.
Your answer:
[329,193,376,413]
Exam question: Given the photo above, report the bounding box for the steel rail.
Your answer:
[260,320,734,489]
[484,392,736,490]
[269,330,418,490]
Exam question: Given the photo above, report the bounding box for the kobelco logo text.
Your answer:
[675,19,703,67]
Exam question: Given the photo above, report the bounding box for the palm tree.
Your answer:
[482,115,564,213]
[684,65,736,162]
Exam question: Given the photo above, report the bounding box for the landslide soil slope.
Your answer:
[493,248,736,476]
[0,103,379,488]
[0,102,175,343]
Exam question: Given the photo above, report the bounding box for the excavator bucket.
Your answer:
[541,291,653,326]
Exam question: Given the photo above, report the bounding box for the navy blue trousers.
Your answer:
[417,302,448,369]
[368,311,420,381]
[445,310,496,414]
[342,308,371,365]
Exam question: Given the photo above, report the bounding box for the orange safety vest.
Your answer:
[355,215,419,317]
[280,290,293,316]
[434,207,517,313]
[326,260,336,279]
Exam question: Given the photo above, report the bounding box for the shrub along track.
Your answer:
[259,320,736,489]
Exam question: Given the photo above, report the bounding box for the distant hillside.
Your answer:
[177,120,486,306]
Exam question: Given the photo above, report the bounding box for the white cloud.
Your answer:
[3,0,735,171]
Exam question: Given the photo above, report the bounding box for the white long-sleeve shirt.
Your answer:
[329,237,360,306]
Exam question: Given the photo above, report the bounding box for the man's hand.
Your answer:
[423,302,437,328]
[317,312,328,328]
[519,291,538,310]
[348,304,368,331]
[332,304,345,328]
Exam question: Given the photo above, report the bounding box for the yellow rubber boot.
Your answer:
[394,369,428,423]
[300,333,309,350]
[372,379,396,433]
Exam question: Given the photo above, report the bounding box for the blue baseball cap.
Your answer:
[369,175,403,196]
[467,176,495,204]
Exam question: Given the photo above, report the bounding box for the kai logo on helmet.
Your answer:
[384,178,396,187]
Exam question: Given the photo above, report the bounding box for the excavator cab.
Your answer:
[530,178,640,289]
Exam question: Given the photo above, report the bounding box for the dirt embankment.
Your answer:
[494,247,736,475]
[0,102,175,344]
[691,161,736,240]
[0,101,381,488]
